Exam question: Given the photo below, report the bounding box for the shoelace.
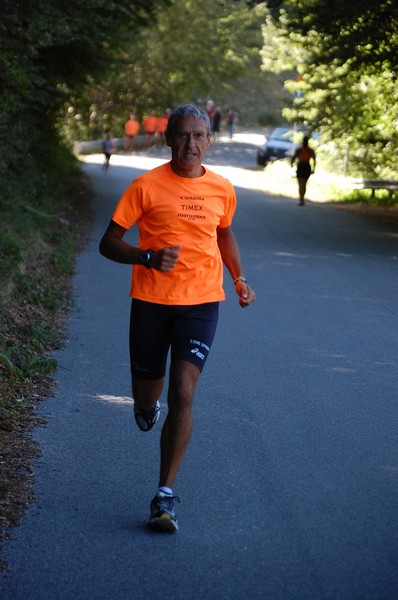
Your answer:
[157,494,180,510]
[148,404,160,417]
[135,402,159,422]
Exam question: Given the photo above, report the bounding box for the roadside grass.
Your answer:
[251,159,397,206]
[0,149,91,431]
[0,145,92,548]
[332,188,398,205]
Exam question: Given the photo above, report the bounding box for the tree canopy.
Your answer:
[61,0,267,140]
[0,0,164,176]
[259,0,398,177]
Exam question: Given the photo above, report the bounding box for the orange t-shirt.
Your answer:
[142,115,158,134]
[297,146,313,162]
[157,116,169,134]
[112,162,237,305]
[125,119,140,136]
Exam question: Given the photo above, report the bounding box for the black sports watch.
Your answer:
[139,249,153,268]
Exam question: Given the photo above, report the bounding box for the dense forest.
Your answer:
[259,0,398,177]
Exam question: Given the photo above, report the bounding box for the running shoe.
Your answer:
[148,493,180,532]
[134,400,160,432]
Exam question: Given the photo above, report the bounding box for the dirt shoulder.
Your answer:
[335,202,398,230]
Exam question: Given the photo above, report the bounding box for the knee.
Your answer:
[168,379,195,411]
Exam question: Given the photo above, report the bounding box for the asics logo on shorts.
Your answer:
[190,348,205,360]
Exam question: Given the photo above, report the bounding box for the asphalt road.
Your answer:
[1,138,398,599]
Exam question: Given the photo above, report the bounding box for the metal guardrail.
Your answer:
[346,178,398,196]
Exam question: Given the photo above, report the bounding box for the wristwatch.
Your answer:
[139,249,153,268]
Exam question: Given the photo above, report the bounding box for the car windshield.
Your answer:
[269,128,294,142]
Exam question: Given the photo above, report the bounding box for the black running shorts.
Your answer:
[129,299,219,380]
[297,161,312,180]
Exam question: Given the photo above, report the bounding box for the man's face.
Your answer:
[167,116,211,177]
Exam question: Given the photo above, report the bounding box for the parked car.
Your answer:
[256,127,303,167]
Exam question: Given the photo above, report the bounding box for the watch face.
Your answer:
[140,250,152,265]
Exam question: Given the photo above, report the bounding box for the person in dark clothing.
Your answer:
[211,107,221,142]
[291,135,316,205]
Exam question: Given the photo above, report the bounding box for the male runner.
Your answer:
[99,104,255,532]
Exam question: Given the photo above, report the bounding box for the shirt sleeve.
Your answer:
[219,180,237,228]
[112,180,143,230]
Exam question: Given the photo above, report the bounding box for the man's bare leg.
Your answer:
[133,377,164,410]
[159,360,200,489]
[133,361,200,531]
[133,378,164,431]
[298,178,307,204]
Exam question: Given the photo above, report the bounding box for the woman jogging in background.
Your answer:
[291,135,316,205]
[102,131,114,172]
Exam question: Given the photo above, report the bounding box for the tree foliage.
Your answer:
[61,0,267,140]
[0,0,163,178]
[259,0,398,177]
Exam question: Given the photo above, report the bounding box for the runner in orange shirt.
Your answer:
[124,114,140,152]
[142,112,158,148]
[99,104,255,532]
[291,135,316,205]
[155,110,170,146]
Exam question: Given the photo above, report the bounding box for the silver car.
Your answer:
[256,127,302,167]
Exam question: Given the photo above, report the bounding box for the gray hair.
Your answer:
[166,104,211,138]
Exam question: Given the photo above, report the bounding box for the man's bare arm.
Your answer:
[99,219,180,271]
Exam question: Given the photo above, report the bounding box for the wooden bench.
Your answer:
[346,178,398,197]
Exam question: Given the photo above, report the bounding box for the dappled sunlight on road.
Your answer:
[80,151,301,198]
[95,393,133,405]
[80,132,338,202]
[80,152,168,172]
